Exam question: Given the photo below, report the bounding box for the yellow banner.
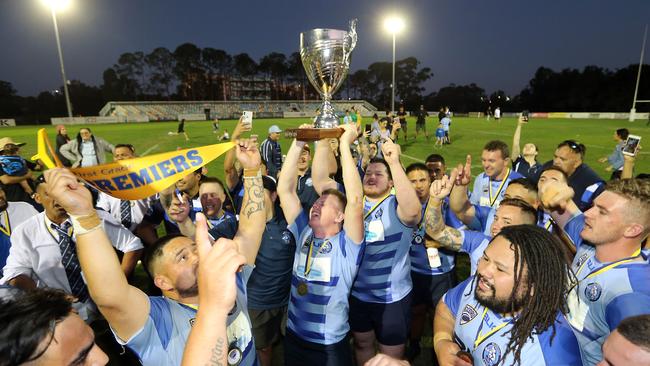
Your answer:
[33,129,234,200]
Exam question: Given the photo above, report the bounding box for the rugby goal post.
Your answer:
[629,25,648,121]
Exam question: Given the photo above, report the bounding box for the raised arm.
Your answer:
[539,180,581,229]
[277,136,307,226]
[182,214,246,366]
[449,156,476,225]
[425,172,464,252]
[338,125,365,243]
[44,168,149,342]
[232,138,266,265]
[511,116,526,160]
[224,117,249,190]
[382,139,421,226]
[312,137,339,195]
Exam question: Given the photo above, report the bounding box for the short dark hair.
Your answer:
[114,144,135,153]
[617,315,650,352]
[557,140,586,159]
[499,198,537,224]
[405,162,430,176]
[425,154,445,165]
[616,128,630,140]
[483,140,510,160]
[144,233,186,276]
[540,165,569,183]
[508,178,538,195]
[322,188,347,210]
[0,288,73,366]
[366,157,393,180]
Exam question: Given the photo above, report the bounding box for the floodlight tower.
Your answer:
[384,16,405,114]
[630,24,648,122]
[42,0,73,118]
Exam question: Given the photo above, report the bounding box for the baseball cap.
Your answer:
[268,125,282,134]
[0,137,25,150]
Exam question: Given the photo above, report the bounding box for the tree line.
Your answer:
[0,42,648,124]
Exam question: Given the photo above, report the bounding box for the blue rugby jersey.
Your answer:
[287,211,363,345]
[469,169,524,209]
[114,267,258,366]
[564,214,650,366]
[409,199,463,275]
[444,278,582,366]
[352,195,415,303]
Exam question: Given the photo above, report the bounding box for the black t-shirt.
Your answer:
[512,156,541,181]
[416,110,428,124]
[438,111,446,121]
[397,111,407,124]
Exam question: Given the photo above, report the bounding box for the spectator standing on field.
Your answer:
[494,106,501,121]
[60,128,115,168]
[260,125,283,179]
[55,124,72,167]
[415,105,429,141]
[598,128,628,180]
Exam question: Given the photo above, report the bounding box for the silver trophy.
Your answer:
[292,19,358,141]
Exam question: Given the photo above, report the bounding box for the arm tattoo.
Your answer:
[207,337,226,366]
[242,176,264,219]
[425,201,463,250]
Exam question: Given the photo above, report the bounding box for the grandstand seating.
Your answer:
[99,100,378,121]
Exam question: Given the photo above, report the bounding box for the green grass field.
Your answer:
[4,117,648,178]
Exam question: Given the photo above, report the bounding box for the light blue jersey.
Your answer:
[287,211,363,345]
[115,267,257,366]
[564,214,650,366]
[460,230,492,274]
[445,278,582,366]
[353,195,415,303]
[410,199,462,275]
[469,169,524,210]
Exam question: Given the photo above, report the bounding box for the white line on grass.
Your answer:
[141,144,160,156]
[400,153,424,162]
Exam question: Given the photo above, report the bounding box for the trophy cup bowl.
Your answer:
[287,20,357,141]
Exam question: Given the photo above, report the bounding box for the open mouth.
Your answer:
[477,275,493,292]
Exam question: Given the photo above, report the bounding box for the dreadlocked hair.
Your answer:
[494,225,577,366]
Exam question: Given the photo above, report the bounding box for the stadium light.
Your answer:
[42,0,73,118]
[384,16,405,114]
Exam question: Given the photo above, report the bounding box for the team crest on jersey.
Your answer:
[306,177,313,187]
[585,282,602,301]
[374,208,383,219]
[482,342,502,366]
[575,253,589,268]
[282,230,292,244]
[189,318,196,327]
[460,304,478,325]
[319,241,332,254]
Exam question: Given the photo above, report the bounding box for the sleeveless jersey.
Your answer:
[352,195,414,303]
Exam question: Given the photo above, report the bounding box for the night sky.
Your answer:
[1,0,648,97]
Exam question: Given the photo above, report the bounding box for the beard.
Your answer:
[175,264,199,298]
[474,275,527,315]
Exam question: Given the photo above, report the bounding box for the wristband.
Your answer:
[69,212,102,235]
[243,168,262,178]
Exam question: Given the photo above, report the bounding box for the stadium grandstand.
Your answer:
[99,100,378,121]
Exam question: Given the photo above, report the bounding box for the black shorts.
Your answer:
[411,271,456,307]
[248,306,287,349]
[400,122,408,132]
[416,121,425,131]
[349,292,413,345]
[284,329,353,366]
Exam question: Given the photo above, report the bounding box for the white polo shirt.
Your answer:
[96,192,155,232]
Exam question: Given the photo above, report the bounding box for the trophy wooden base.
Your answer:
[284,128,343,142]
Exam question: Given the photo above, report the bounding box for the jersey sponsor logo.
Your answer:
[282,230,292,244]
[319,241,332,254]
[374,208,383,220]
[585,282,602,301]
[482,342,502,366]
[575,252,589,268]
[460,304,478,325]
[306,177,313,187]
